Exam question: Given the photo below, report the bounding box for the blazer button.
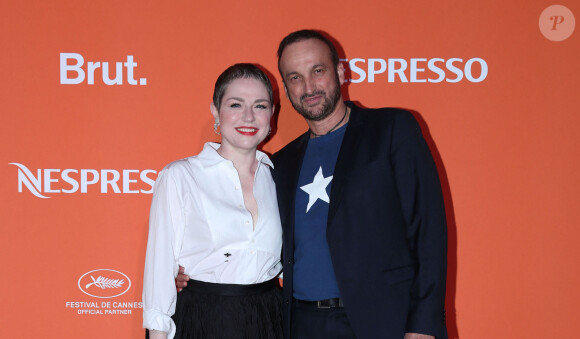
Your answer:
[285,299,289,305]
[287,259,293,264]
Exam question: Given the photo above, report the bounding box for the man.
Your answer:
[178,29,448,339]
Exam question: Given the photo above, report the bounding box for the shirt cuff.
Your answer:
[143,309,176,339]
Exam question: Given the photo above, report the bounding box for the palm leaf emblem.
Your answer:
[85,275,125,289]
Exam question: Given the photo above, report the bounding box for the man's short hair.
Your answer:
[212,63,273,111]
[277,29,340,76]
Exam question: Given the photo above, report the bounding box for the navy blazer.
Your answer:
[271,102,448,339]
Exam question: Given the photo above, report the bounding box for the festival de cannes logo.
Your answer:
[78,269,131,298]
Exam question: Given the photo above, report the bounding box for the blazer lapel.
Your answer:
[327,105,364,226]
[278,132,309,234]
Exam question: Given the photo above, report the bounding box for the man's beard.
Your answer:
[289,78,342,122]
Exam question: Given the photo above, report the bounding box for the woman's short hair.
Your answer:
[213,63,273,111]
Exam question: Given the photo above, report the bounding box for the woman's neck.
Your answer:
[217,146,258,174]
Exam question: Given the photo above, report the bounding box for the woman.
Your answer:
[143,64,283,339]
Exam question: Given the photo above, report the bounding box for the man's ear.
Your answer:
[337,62,346,85]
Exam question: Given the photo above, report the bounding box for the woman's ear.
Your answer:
[210,103,219,123]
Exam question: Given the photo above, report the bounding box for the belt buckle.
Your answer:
[317,300,331,309]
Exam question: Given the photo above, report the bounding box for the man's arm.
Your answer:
[391,111,447,337]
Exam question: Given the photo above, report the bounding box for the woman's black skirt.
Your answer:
[172,278,283,339]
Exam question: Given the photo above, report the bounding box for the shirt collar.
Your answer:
[197,142,274,168]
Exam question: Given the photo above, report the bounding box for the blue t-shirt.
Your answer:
[293,124,347,300]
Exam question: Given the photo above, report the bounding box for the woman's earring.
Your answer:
[214,122,220,135]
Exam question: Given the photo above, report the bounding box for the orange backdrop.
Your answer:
[1,0,579,337]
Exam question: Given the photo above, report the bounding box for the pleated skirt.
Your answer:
[171,278,283,339]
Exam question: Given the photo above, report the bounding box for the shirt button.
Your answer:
[251,239,255,243]
[235,186,240,190]
[245,220,250,225]
[250,250,255,254]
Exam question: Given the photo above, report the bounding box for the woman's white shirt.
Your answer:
[142,142,282,337]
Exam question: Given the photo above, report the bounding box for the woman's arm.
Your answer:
[143,166,184,335]
[148,330,168,339]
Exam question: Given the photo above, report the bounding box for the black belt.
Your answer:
[294,297,344,308]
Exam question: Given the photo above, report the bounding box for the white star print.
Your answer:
[300,166,333,213]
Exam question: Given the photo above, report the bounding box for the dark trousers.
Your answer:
[291,301,356,339]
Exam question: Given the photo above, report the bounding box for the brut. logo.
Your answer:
[60,53,147,85]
